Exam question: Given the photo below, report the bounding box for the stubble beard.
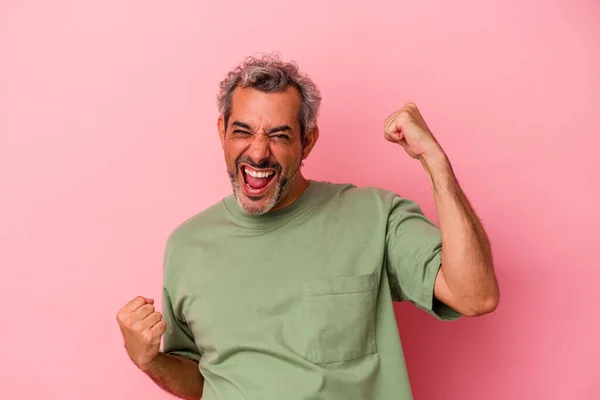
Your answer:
[227,161,301,216]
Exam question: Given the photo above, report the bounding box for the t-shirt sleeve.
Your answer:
[384,195,461,321]
[161,236,202,362]
[161,286,202,362]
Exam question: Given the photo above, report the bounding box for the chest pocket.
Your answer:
[302,272,379,364]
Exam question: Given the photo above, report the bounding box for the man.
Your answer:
[117,54,499,400]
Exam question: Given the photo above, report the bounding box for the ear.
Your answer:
[217,115,226,149]
[301,125,319,160]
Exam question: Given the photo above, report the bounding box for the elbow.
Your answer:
[461,293,500,317]
[461,264,500,317]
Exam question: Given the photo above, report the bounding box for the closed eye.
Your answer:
[271,134,290,140]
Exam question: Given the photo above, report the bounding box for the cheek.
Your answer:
[224,142,244,163]
[273,146,302,171]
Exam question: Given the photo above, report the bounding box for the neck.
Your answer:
[270,173,310,212]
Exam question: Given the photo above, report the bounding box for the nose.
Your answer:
[246,136,271,164]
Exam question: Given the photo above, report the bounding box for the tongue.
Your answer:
[246,173,272,189]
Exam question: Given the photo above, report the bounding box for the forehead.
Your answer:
[229,86,301,128]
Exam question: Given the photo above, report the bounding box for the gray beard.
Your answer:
[228,163,300,215]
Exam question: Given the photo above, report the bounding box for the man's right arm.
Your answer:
[140,352,204,400]
[117,296,204,400]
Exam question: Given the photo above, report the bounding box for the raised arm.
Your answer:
[383,103,499,316]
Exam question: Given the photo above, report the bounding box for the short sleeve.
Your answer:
[161,237,202,362]
[384,195,461,321]
[161,286,202,362]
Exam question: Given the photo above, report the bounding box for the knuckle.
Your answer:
[133,324,145,336]
[131,296,144,306]
[118,317,129,328]
[126,315,138,327]
[142,330,155,343]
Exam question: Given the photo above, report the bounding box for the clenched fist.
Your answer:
[116,296,167,370]
[383,102,443,160]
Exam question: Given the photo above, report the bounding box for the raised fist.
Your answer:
[116,296,167,370]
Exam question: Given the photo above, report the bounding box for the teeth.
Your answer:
[245,168,275,179]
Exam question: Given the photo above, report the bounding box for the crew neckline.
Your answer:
[222,180,321,228]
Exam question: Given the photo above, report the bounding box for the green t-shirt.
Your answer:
[161,180,460,400]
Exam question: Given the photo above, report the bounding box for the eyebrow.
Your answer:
[231,121,292,134]
[231,121,253,131]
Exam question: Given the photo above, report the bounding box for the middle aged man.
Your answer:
[117,54,500,400]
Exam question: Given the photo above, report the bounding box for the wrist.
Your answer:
[137,354,161,373]
[419,146,449,172]
[419,147,456,193]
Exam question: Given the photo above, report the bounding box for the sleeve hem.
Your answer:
[420,252,462,321]
[164,350,202,363]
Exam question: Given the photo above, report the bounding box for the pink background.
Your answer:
[1,1,599,399]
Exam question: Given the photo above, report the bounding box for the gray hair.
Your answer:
[217,54,321,140]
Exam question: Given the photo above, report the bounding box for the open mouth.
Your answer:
[241,166,277,197]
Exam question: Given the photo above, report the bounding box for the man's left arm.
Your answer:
[384,102,500,317]
[422,150,499,316]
